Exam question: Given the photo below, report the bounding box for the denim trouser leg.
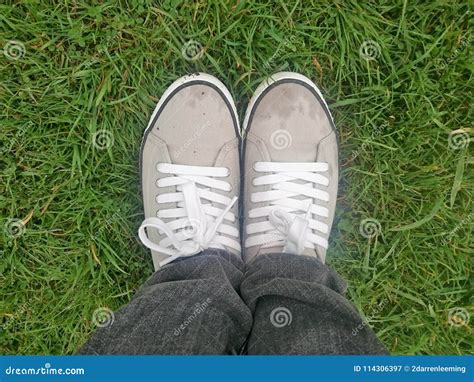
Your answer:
[79,250,252,354]
[79,250,388,355]
[241,253,388,354]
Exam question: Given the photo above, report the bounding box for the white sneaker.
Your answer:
[242,72,338,263]
[139,73,241,270]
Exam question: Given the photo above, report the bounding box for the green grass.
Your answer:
[1,0,472,355]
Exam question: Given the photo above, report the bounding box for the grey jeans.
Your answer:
[79,250,388,355]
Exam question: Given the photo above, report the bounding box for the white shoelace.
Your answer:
[245,162,330,254]
[138,163,240,267]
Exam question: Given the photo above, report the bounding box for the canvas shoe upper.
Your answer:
[242,72,338,263]
[139,73,241,270]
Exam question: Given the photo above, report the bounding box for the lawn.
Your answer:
[1,0,472,355]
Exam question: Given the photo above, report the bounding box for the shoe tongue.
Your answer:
[258,245,286,255]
